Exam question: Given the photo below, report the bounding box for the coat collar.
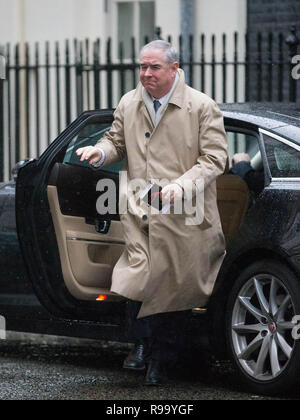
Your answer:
[168,69,186,109]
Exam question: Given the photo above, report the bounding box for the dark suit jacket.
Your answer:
[230,161,265,196]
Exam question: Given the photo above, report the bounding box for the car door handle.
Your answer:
[95,219,111,235]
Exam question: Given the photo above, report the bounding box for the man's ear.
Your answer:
[173,61,179,72]
[171,61,179,77]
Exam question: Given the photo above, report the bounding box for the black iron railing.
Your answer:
[0,29,299,182]
[0,45,5,179]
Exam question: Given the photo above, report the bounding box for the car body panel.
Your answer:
[0,181,34,295]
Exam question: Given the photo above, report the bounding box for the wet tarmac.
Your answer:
[0,332,296,400]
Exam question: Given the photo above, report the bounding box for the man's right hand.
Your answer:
[76,146,102,165]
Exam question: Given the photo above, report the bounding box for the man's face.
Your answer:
[140,48,178,98]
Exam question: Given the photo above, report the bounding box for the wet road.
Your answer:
[0,332,296,400]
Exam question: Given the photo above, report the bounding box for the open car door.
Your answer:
[16,111,127,320]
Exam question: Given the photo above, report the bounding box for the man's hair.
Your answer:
[140,40,179,65]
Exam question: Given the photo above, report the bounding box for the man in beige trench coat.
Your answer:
[77,40,228,386]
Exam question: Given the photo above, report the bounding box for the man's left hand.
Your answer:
[161,184,184,204]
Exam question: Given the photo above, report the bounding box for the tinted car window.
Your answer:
[63,122,126,173]
[226,131,260,168]
[263,134,300,178]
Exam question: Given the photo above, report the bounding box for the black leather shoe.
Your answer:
[145,360,167,386]
[123,344,146,371]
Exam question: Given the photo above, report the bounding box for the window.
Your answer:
[263,134,300,178]
[139,1,155,46]
[226,131,261,169]
[117,1,155,58]
[63,122,126,174]
[117,2,134,59]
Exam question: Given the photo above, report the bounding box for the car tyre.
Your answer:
[226,259,300,396]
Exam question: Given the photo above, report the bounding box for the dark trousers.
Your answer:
[126,300,190,365]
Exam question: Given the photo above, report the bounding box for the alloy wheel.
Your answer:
[231,274,296,381]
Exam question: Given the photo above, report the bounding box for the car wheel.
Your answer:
[226,259,300,396]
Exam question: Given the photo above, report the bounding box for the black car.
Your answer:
[1,103,300,396]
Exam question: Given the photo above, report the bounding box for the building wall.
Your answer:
[0,0,247,48]
[195,0,247,36]
[0,0,24,45]
[0,0,109,45]
[156,0,181,42]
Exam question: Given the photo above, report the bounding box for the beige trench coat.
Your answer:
[97,69,228,318]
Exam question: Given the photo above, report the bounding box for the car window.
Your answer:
[263,134,300,178]
[226,131,261,168]
[63,122,126,174]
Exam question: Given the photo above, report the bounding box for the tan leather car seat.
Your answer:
[217,174,250,244]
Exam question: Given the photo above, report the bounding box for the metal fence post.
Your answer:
[0,45,6,182]
[1,32,297,169]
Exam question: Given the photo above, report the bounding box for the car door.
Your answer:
[16,110,127,320]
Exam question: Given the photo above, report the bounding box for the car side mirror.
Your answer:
[12,159,34,182]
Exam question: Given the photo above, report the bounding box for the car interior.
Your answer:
[216,131,263,244]
[46,124,264,303]
[47,184,125,301]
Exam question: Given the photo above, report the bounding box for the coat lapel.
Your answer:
[133,84,154,130]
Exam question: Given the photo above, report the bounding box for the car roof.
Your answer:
[220,102,300,145]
